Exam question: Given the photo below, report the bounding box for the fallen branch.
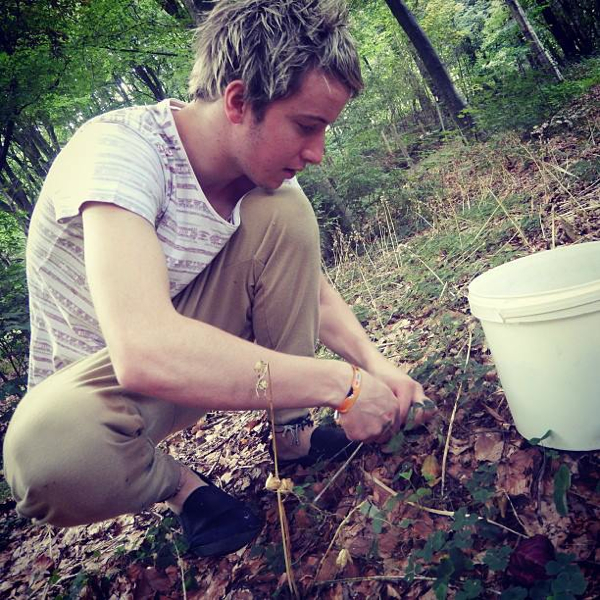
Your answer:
[313,574,436,587]
[311,499,367,589]
[363,470,526,538]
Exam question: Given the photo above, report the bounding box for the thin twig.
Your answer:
[353,249,385,330]
[257,362,299,599]
[314,442,364,505]
[397,243,446,289]
[312,499,367,586]
[471,203,501,244]
[364,470,526,538]
[41,526,56,600]
[490,191,533,250]
[504,491,531,536]
[172,537,188,600]
[206,443,226,478]
[441,326,472,496]
[312,574,437,587]
[441,383,462,498]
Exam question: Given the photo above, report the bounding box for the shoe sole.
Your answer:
[188,526,263,557]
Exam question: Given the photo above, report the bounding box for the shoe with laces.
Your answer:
[179,475,264,557]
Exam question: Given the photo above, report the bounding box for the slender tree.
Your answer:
[504,0,564,81]
[538,0,599,59]
[383,0,474,133]
[535,0,578,62]
[0,0,192,223]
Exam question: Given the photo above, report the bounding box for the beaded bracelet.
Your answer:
[336,365,362,414]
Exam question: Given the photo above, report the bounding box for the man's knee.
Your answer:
[3,386,147,526]
[241,184,320,255]
[4,398,80,525]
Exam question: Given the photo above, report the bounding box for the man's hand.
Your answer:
[318,275,436,440]
[368,359,436,429]
[336,370,400,441]
[336,362,436,443]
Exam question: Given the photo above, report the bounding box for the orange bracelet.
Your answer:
[337,365,362,414]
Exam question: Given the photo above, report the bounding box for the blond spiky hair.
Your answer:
[188,0,363,118]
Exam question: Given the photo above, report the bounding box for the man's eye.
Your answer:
[297,123,317,134]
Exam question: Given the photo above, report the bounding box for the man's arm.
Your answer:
[81,203,407,440]
[318,273,430,423]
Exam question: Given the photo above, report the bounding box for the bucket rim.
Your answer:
[468,240,600,302]
[468,276,600,302]
[468,242,600,323]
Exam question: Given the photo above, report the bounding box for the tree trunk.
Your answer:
[556,0,599,57]
[536,1,579,61]
[133,65,167,101]
[0,164,34,217]
[181,0,214,23]
[504,0,564,81]
[320,173,355,233]
[383,0,474,134]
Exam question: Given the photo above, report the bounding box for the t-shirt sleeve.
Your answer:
[48,121,165,225]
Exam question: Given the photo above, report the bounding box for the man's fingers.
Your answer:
[372,420,395,444]
[413,396,437,425]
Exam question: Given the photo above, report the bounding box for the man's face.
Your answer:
[235,70,351,190]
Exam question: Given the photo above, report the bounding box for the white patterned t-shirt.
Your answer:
[26,99,244,387]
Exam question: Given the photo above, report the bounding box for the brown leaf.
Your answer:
[474,432,504,462]
[483,402,503,420]
[28,554,54,586]
[220,471,234,485]
[295,508,313,529]
[421,454,440,487]
[348,530,375,557]
[411,511,436,539]
[497,449,537,496]
[449,438,471,455]
[144,567,171,593]
[507,534,555,585]
[315,552,338,582]
[568,533,595,561]
[203,567,230,598]
[377,529,400,558]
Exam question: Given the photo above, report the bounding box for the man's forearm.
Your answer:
[116,311,352,413]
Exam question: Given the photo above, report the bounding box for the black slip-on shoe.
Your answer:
[273,416,361,468]
[179,477,264,557]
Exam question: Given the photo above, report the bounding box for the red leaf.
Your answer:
[506,534,556,585]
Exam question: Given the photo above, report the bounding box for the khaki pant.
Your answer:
[3,186,321,526]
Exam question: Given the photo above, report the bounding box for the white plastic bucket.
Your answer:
[468,241,600,451]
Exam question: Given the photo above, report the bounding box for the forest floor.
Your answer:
[0,86,599,599]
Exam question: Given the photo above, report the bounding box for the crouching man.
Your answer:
[3,0,432,558]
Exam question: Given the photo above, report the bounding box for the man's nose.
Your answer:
[301,135,325,166]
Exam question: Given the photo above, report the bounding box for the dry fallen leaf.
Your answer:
[421,454,441,487]
[449,437,471,455]
[335,548,352,569]
[264,473,293,493]
[474,432,504,462]
[497,449,537,496]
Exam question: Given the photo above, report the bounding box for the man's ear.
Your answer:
[223,80,248,124]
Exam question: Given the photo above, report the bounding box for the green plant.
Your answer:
[470,57,600,133]
[553,464,571,517]
[501,553,588,599]
[0,213,29,388]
